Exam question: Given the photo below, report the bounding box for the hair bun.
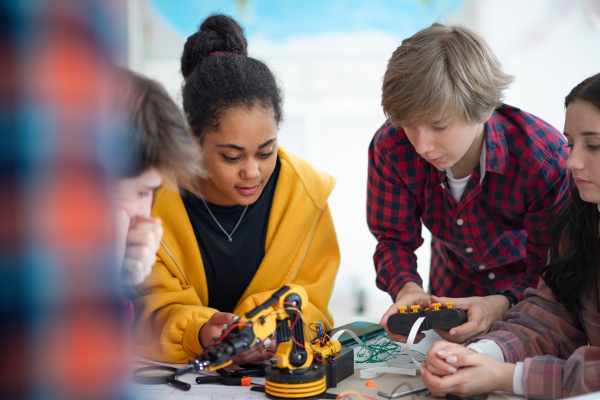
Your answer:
[181,14,248,80]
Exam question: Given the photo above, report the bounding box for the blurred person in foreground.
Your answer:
[422,72,600,400]
[113,68,201,289]
[2,0,129,399]
[0,1,199,399]
[368,23,569,344]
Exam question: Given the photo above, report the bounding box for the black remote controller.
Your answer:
[387,304,468,335]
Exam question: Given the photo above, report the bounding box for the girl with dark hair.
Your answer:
[131,15,340,364]
[420,73,600,399]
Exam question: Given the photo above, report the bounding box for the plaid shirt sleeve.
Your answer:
[367,123,424,299]
[504,145,569,300]
[470,279,599,399]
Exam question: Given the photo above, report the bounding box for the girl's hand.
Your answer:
[200,312,236,349]
[231,330,275,364]
[429,294,509,343]
[424,341,474,376]
[421,351,515,397]
[200,313,275,364]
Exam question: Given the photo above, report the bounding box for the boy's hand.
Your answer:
[429,294,509,343]
[380,282,430,343]
[121,216,163,285]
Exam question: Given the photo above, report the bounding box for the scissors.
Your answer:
[132,365,191,391]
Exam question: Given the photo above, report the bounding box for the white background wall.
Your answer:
[126,0,600,324]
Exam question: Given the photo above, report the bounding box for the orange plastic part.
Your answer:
[241,376,251,386]
[366,380,376,387]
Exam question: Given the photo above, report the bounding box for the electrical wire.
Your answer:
[334,390,380,400]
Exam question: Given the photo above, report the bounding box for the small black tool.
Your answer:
[196,375,254,386]
[217,363,266,377]
[446,393,488,400]
[378,386,429,398]
[132,365,191,391]
[387,307,468,335]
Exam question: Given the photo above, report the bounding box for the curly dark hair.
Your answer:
[542,72,600,313]
[181,14,283,142]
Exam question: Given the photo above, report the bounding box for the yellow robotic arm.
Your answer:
[187,284,314,372]
[180,284,342,398]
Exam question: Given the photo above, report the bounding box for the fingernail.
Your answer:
[233,316,240,322]
[446,355,457,364]
[264,339,271,348]
[447,366,457,373]
[436,350,446,356]
[420,366,424,374]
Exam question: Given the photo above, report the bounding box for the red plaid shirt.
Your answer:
[367,104,569,301]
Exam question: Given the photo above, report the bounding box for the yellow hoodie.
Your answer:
[132,148,340,363]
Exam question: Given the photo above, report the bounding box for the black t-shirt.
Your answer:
[181,160,280,312]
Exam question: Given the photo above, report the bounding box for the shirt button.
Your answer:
[488,272,495,280]
[456,219,464,226]
[466,247,473,253]
[478,265,486,270]
[440,182,446,189]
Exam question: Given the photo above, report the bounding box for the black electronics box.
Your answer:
[324,346,354,388]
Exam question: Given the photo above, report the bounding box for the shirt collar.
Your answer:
[440,107,510,181]
[484,107,510,175]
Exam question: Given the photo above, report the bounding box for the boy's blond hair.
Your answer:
[382,23,514,127]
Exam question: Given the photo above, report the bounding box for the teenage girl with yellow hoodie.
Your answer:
[131,15,340,364]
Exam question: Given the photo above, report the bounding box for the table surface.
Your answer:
[129,363,512,400]
[328,324,510,399]
[129,328,516,400]
[329,368,510,400]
